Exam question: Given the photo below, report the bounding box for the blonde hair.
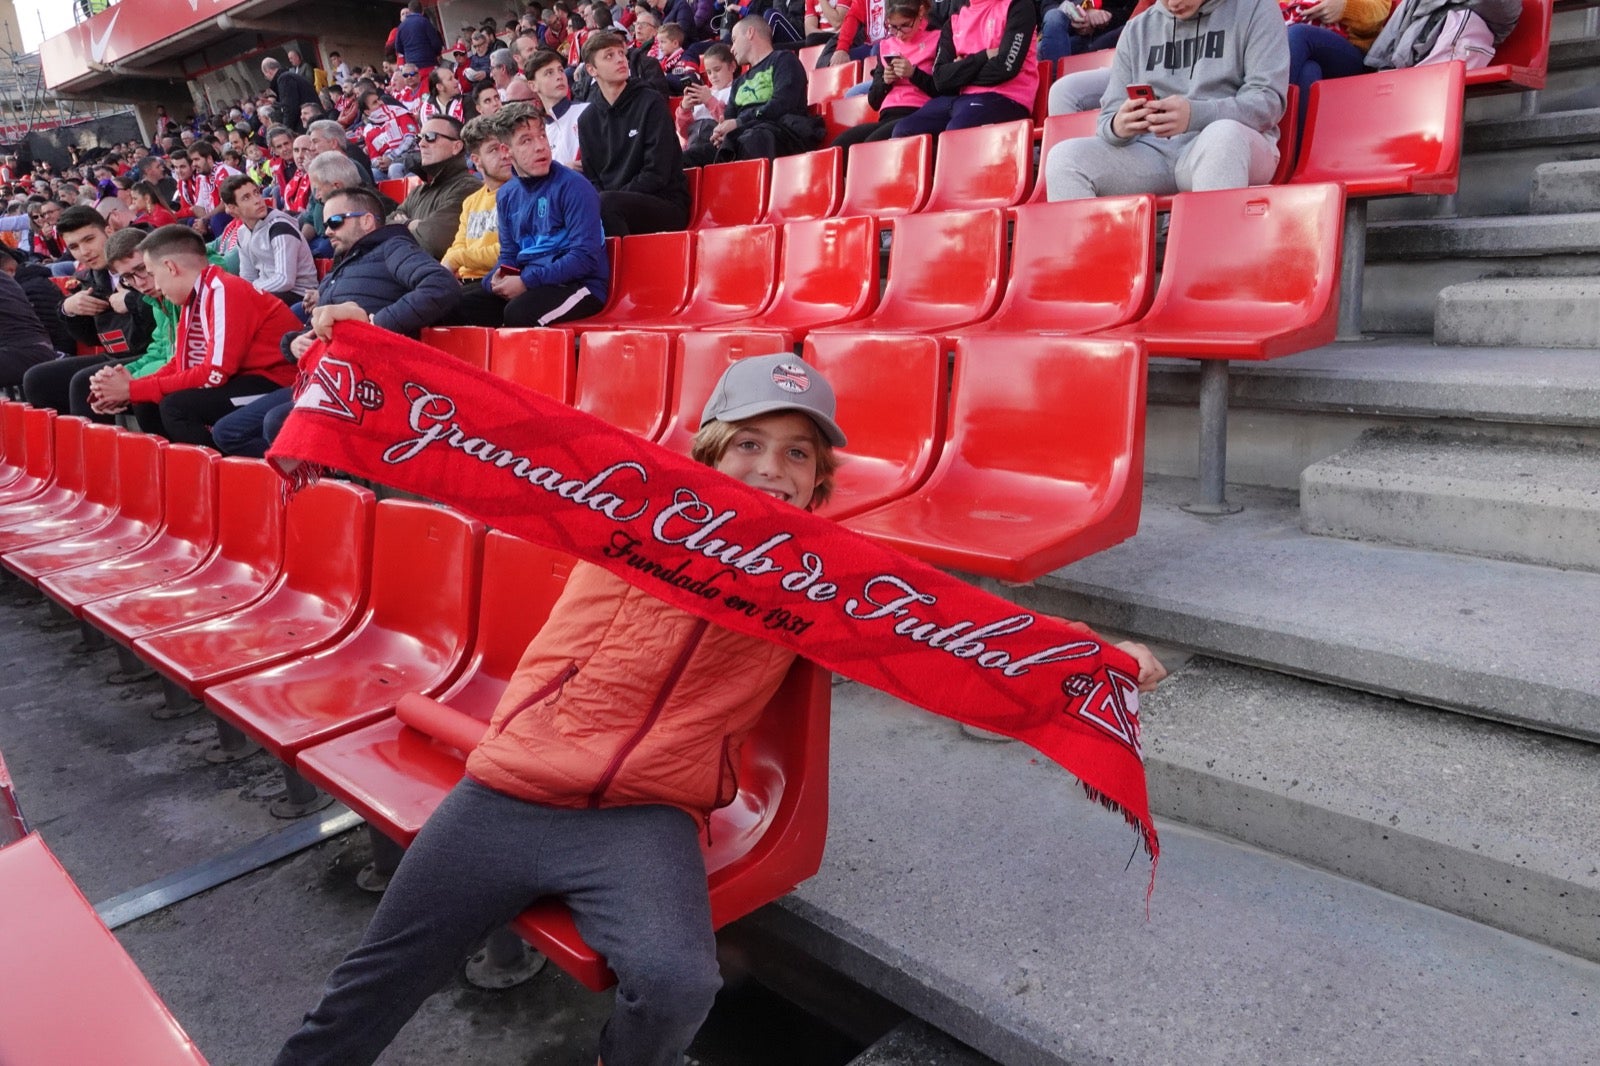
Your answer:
[691,414,838,511]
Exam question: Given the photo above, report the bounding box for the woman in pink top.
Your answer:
[891,0,1038,137]
[832,0,941,147]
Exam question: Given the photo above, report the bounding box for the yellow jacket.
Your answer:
[440,182,501,281]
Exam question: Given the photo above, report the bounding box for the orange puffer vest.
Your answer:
[466,562,797,820]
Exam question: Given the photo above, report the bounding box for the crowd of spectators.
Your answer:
[1,0,1513,454]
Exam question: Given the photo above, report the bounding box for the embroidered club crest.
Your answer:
[771,363,811,393]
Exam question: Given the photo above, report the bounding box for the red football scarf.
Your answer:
[268,323,1158,879]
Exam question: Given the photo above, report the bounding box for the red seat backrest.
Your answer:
[1143,183,1345,355]
[213,457,288,571]
[578,231,695,327]
[822,94,878,147]
[365,499,484,665]
[159,445,220,552]
[46,417,89,499]
[838,134,931,218]
[279,479,376,622]
[0,404,24,475]
[17,408,55,485]
[1055,48,1115,78]
[1028,110,1100,203]
[808,61,859,105]
[1032,58,1056,124]
[924,119,1033,212]
[804,333,947,520]
[113,432,166,532]
[490,328,575,403]
[756,214,880,336]
[377,178,411,203]
[574,331,674,439]
[765,147,843,225]
[681,223,780,321]
[1467,0,1550,90]
[975,197,1156,335]
[656,334,778,455]
[432,530,574,719]
[1291,62,1464,198]
[851,207,1007,333]
[80,423,122,509]
[690,159,770,229]
[421,326,493,370]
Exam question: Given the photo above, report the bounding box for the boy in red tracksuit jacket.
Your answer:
[88,225,301,448]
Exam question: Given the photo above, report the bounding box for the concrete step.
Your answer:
[1301,429,1600,570]
[1361,213,1600,334]
[750,680,1600,1066]
[1144,339,1600,490]
[1434,275,1600,347]
[846,1020,997,1066]
[1144,656,1600,962]
[1530,157,1600,212]
[1023,476,1600,742]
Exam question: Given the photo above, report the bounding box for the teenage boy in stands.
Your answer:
[1044,0,1287,200]
[221,174,319,304]
[474,80,506,117]
[527,48,590,167]
[87,225,300,448]
[50,205,156,359]
[441,114,513,287]
[576,30,690,235]
[448,101,609,327]
[681,15,822,167]
[211,186,460,457]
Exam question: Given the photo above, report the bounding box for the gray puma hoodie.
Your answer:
[1097,0,1289,146]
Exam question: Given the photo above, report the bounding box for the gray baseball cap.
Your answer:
[700,354,847,448]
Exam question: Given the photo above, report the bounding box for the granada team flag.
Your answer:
[268,322,1158,880]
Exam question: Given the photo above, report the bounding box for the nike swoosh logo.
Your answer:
[89,9,121,64]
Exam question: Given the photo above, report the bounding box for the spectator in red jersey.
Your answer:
[129,183,178,228]
[87,225,300,447]
[282,136,314,214]
[358,87,423,180]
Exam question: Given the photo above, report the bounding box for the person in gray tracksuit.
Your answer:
[1045,0,1288,200]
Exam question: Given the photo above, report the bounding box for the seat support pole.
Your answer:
[1182,360,1242,516]
[271,765,335,819]
[205,715,260,764]
[356,826,404,893]
[153,676,199,721]
[1336,199,1368,342]
[464,926,548,990]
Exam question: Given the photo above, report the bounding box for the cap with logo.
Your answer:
[700,354,846,447]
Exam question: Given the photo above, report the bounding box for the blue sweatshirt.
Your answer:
[490,162,610,304]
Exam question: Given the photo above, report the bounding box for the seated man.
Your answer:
[682,15,822,167]
[394,115,483,259]
[576,31,690,235]
[213,186,461,457]
[87,225,301,448]
[221,174,319,304]
[526,48,589,168]
[1044,0,1288,201]
[0,267,56,391]
[440,113,513,287]
[449,101,609,328]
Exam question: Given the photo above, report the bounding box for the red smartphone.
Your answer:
[497,264,521,277]
[1126,84,1156,102]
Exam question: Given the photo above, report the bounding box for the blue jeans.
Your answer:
[211,386,292,457]
[1039,8,1123,61]
[1287,24,1367,124]
[891,92,1032,138]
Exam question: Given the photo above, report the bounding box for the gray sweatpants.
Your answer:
[1045,119,1280,201]
[274,778,720,1066]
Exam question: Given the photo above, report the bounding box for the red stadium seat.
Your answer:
[0,834,209,1065]
[421,326,493,370]
[1467,0,1550,91]
[1032,58,1057,125]
[822,94,879,147]
[798,43,826,72]
[611,224,779,332]
[568,231,694,334]
[294,535,574,845]
[38,445,217,617]
[1027,110,1099,203]
[811,208,1005,336]
[489,328,576,403]
[0,403,27,486]
[956,197,1156,339]
[377,178,411,204]
[808,61,860,105]
[133,481,377,700]
[0,416,87,527]
[573,331,674,439]
[1291,63,1464,198]
[844,335,1146,582]
[4,431,165,587]
[690,159,770,229]
[80,458,286,648]
[0,423,122,557]
[656,333,786,455]
[837,134,932,219]
[803,333,947,520]
[314,258,333,279]
[0,407,55,504]
[203,500,485,764]
[682,214,880,347]
[1055,48,1115,77]
[764,147,843,225]
[50,276,72,295]
[923,119,1033,212]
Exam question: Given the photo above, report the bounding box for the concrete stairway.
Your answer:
[758,22,1600,1064]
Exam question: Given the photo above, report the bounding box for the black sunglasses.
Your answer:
[324,211,371,230]
[421,131,461,143]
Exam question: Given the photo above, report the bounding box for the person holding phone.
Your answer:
[831,0,940,147]
[888,0,1041,139]
[1045,0,1288,200]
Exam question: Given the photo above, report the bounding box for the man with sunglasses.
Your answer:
[209,187,459,458]
[392,116,482,259]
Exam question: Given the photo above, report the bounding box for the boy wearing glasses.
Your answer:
[393,116,482,259]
